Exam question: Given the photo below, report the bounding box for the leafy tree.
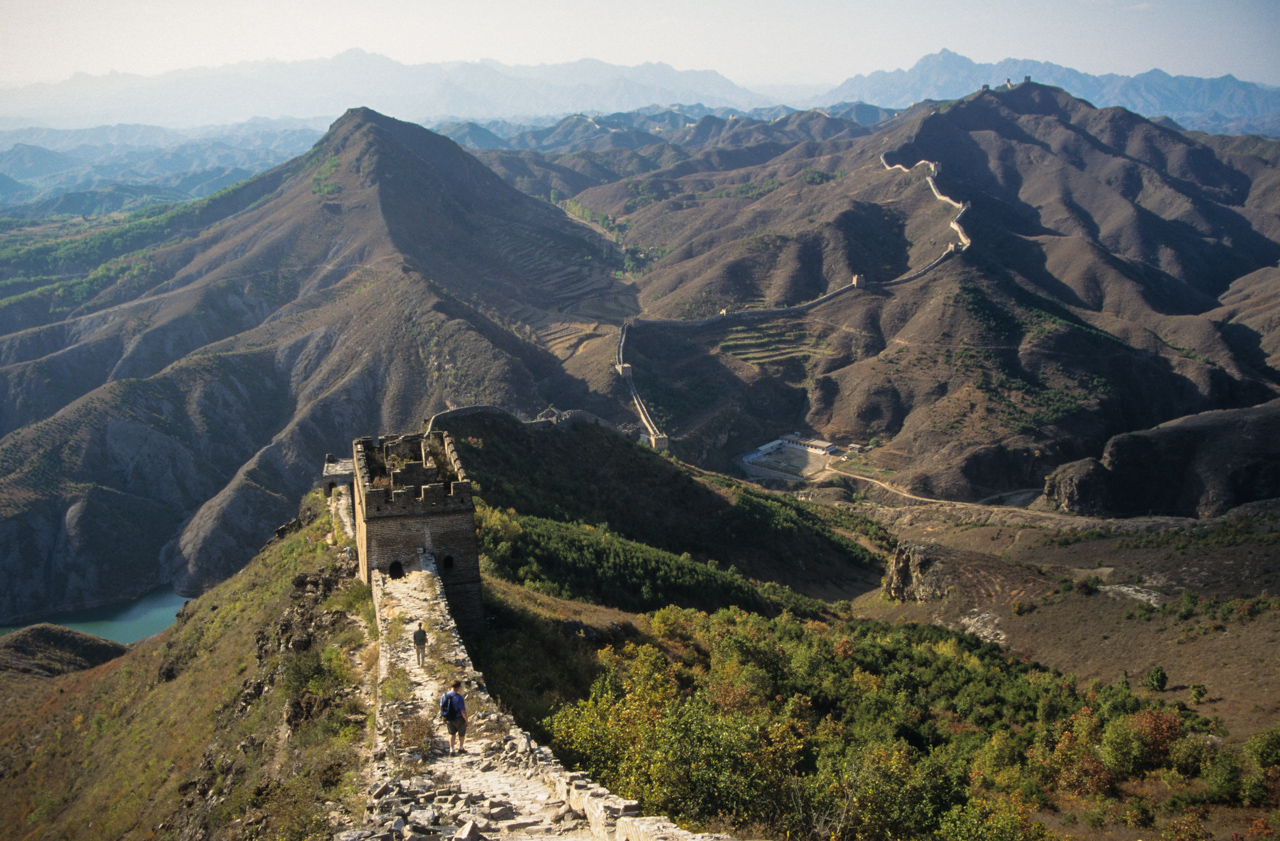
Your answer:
[1206,747,1244,803]
[1143,665,1168,692]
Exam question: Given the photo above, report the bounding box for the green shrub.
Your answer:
[1101,717,1147,778]
[1075,576,1100,596]
[1206,747,1243,803]
[1169,737,1213,777]
[937,793,1055,841]
[1247,724,1280,769]
[1143,665,1168,692]
[1123,800,1154,827]
[1176,590,1198,621]
[1161,809,1212,841]
[381,666,413,704]
[1242,772,1272,808]
[281,651,324,702]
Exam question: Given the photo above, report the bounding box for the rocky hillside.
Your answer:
[0,623,125,677]
[0,494,375,840]
[0,108,629,623]
[4,84,1280,624]
[553,83,1280,502]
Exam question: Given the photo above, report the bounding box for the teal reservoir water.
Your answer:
[0,588,190,645]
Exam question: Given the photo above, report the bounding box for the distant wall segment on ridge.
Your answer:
[424,405,519,435]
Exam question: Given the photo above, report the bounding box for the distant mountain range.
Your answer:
[3,87,1280,623]
[0,119,325,213]
[1,49,1278,137]
[0,51,770,129]
[825,49,1280,136]
[430,101,898,154]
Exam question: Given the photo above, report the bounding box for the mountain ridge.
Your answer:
[826,49,1280,126]
[2,50,1277,138]
[3,87,1280,624]
[0,107,623,623]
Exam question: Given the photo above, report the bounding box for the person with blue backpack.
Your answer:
[440,679,469,754]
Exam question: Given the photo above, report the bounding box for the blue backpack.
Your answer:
[440,691,460,720]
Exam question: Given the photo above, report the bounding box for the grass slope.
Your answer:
[438,411,889,601]
[0,493,374,841]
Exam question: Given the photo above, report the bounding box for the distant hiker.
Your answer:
[440,680,468,754]
[413,622,427,667]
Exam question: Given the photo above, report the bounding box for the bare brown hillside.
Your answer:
[555,84,1280,504]
[4,87,1280,623]
[0,109,633,623]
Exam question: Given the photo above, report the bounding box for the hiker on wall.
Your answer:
[441,680,469,754]
[413,622,427,667]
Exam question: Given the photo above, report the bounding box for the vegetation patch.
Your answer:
[310,155,343,196]
[445,414,890,592]
[544,605,1248,839]
[705,177,783,201]
[478,503,816,616]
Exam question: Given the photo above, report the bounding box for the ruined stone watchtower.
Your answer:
[351,431,482,631]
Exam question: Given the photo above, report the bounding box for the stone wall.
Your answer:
[360,512,482,628]
[345,536,737,841]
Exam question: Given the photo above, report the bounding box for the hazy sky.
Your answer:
[2,0,1278,89]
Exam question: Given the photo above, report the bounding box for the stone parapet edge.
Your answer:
[371,555,737,841]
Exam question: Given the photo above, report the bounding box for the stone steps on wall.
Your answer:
[329,559,735,841]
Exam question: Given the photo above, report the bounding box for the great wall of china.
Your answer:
[323,429,733,841]
[319,131,981,839]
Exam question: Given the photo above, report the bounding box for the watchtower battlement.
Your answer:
[359,481,474,516]
[349,430,482,631]
[353,432,477,513]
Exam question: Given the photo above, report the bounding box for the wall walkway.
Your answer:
[615,321,665,447]
[329,491,730,841]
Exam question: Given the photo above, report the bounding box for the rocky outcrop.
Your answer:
[883,542,953,602]
[1041,399,1280,518]
[1037,458,1113,517]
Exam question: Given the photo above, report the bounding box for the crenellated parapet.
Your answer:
[360,480,473,517]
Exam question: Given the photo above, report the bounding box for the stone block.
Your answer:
[334,831,370,841]
[616,816,683,841]
[453,821,486,841]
